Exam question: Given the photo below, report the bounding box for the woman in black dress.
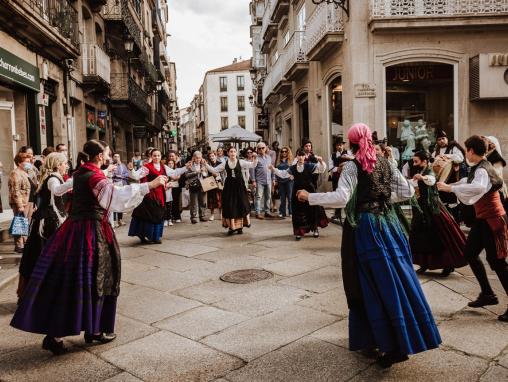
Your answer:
[272,149,328,240]
[207,147,257,235]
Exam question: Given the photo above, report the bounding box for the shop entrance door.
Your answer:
[0,101,16,210]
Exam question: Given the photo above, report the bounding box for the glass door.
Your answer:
[0,101,16,210]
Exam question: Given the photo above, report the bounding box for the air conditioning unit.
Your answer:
[470,53,508,101]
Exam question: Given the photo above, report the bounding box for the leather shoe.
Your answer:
[42,336,67,355]
[441,268,454,277]
[468,293,498,308]
[256,214,264,220]
[84,333,117,344]
[376,352,409,369]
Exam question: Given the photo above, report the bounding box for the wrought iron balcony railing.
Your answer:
[262,51,285,102]
[303,2,344,57]
[370,0,508,18]
[21,0,79,47]
[284,31,308,75]
[110,73,149,115]
[82,44,111,84]
[102,0,142,50]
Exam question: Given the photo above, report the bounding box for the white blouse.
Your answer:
[207,158,258,174]
[307,161,414,208]
[450,168,491,205]
[130,164,187,180]
[273,161,327,179]
[47,177,73,196]
[92,179,150,213]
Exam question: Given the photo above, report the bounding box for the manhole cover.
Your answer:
[220,269,274,284]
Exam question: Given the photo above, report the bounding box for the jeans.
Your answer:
[113,212,123,222]
[255,183,272,215]
[189,190,206,220]
[278,181,293,216]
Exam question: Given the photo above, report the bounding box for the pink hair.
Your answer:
[347,123,377,174]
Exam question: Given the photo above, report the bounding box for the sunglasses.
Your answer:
[258,147,266,150]
[281,150,288,153]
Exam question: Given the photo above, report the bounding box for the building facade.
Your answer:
[0,0,178,177]
[250,0,508,180]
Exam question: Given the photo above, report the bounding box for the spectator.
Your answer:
[276,147,294,218]
[253,142,274,219]
[112,153,129,227]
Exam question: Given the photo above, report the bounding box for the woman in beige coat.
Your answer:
[8,152,32,252]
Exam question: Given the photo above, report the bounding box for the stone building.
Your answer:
[0,0,178,176]
[250,0,508,178]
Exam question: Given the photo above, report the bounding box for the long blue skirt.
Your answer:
[11,219,117,338]
[128,217,164,242]
[348,212,441,355]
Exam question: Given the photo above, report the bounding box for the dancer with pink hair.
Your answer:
[297,123,441,368]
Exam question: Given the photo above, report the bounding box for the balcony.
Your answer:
[82,44,111,88]
[272,1,289,23]
[250,0,265,24]
[303,3,345,61]
[152,7,165,41]
[102,0,142,50]
[110,73,149,121]
[0,0,79,60]
[261,0,278,43]
[262,53,287,103]
[369,0,508,31]
[284,31,308,81]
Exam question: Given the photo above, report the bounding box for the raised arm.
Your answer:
[272,167,292,179]
[307,161,357,208]
[206,161,226,175]
[391,166,415,203]
[129,166,149,181]
[450,168,490,205]
[165,166,187,178]
[313,159,327,174]
[47,177,73,196]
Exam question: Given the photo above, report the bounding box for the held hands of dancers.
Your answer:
[436,182,452,192]
[148,175,168,189]
[297,189,309,202]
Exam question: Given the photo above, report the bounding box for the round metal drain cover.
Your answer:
[220,269,274,284]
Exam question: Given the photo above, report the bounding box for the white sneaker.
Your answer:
[175,219,182,223]
[209,215,215,221]
[164,221,169,227]
[168,221,174,226]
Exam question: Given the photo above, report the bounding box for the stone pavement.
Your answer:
[0,213,507,382]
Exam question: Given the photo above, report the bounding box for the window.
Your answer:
[237,75,245,91]
[237,96,245,111]
[220,96,228,112]
[238,115,246,128]
[272,50,279,65]
[221,116,229,130]
[283,30,290,47]
[219,76,227,92]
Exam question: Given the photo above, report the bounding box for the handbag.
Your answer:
[185,172,202,192]
[200,176,218,192]
[9,213,29,236]
[132,197,165,224]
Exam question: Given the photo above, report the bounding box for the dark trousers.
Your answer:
[465,218,508,297]
[164,201,173,221]
[171,188,182,220]
[114,212,123,221]
[278,181,293,216]
[332,178,341,219]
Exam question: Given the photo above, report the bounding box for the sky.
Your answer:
[167,0,252,108]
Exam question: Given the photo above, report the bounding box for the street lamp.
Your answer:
[249,94,255,107]
[156,80,162,92]
[124,36,134,54]
[311,0,349,16]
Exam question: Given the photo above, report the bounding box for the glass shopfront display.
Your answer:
[385,62,454,163]
[329,76,343,141]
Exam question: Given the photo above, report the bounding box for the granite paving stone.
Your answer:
[278,266,341,293]
[310,319,349,348]
[154,306,249,340]
[296,287,349,317]
[130,251,212,271]
[421,280,470,318]
[350,349,488,382]
[201,305,337,361]
[226,336,370,382]
[103,372,144,382]
[213,284,312,317]
[263,254,333,277]
[480,365,508,382]
[118,285,201,324]
[101,331,244,382]
[143,240,219,257]
[439,310,508,358]
[498,350,508,368]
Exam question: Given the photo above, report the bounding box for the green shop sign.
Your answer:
[0,47,40,92]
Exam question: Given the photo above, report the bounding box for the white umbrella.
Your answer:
[211,125,262,143]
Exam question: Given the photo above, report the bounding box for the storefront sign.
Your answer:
[354,83,376,98]
[489,53,508,66]
[386,63,453,83]
[133,125,147,139]
[258,113,269,129]
[0,47,40,92]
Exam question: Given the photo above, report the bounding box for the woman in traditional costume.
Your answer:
[17,153,73,297]
[409,150,467,276]
[271,149,328,240]
[11,140,167,355]
[207,151,223,221]
[128,148,186,243]
[297,124,441,368]
[207,147,257,235]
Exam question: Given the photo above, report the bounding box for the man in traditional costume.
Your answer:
[298,123,441,368]
[438,135,508,322]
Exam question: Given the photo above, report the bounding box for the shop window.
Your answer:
[329,76,343,140]
[385,62,454,163]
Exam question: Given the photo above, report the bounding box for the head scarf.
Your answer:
[486,136,502,157]
[348,123,377,174]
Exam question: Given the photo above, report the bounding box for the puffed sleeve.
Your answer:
[206,161,226,174]
[240,159,258,169]
[390,166,415,203]
[165,165,187,178]
[451,168,490,205]
[129,166,149,181]
[272,167,291,179]
[92,177,150,212]
[308,161,357,208]
[47,177,73,196]
[312,161,326,174]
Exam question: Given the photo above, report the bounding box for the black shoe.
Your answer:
[441,268,454,277]
[313,230,319,238]
[191,219,198,224]
[416,267,427,275]
[295,235,302,241]
[236,229,243,235]
[139,237,148,244]
[376,352,409,369]
[264,213,274,218]
[42,336,67,355]
[468,293,499,308]
[84,332,117,344]
[227,229,235,236]
[498,307,508,322]
[199,218,207,222]
[152,240,162,244]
